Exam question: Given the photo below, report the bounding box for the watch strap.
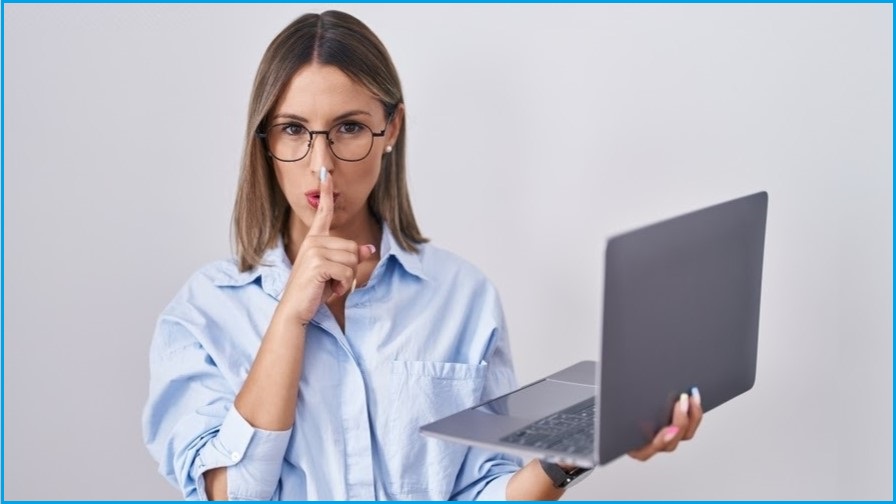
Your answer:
[538,459,593,489]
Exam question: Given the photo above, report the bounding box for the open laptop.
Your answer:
[420,191,768,467]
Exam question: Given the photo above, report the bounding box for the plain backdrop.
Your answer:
[4,3,892,500]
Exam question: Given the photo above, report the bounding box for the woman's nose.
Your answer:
[308,133,336,173]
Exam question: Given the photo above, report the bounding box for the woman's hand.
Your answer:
[628,387,703,461]
[279,168,375,325]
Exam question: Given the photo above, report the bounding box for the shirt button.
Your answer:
[230,451,240,462]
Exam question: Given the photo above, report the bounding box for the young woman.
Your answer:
[143,10,702,500]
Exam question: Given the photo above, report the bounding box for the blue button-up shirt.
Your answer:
[142,226,522,500]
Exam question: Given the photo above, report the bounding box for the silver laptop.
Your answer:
[420,191,768,467]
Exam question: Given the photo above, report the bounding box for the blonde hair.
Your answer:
[233,11,427,271]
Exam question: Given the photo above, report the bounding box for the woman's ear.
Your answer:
[385,103,405,148]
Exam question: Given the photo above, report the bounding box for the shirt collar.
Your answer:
[380,224,427,280]
[212,224,426,292]
[212,238,290,293]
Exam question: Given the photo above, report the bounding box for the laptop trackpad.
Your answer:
[474,379,597,421]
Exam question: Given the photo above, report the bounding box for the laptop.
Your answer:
[420,191,768,467]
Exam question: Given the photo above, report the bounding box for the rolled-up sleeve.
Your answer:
[450,448,520,501]
[194,407,292,500]
[142,317,291,500]
[473,473,515,500]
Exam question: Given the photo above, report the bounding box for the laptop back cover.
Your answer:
[598,191,768,464]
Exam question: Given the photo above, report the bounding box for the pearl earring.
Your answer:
[385,145,393,153]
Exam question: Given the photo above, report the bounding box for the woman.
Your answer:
[143,10,702,500]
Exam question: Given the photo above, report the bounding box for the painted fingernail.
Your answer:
[691,386,701,406]
[663,426,680,443]
[679,393,689,414]
[350,278,357,294]
[319,166,328,182]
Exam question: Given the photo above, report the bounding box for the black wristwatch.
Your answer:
[538,459,593,489]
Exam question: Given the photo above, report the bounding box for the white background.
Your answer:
[4,4,892,500]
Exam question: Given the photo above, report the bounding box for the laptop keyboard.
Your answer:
[499,397,595,455]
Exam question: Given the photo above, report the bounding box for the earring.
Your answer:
[385,145,393,153]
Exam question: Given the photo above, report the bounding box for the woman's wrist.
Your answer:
[506,459,566,500]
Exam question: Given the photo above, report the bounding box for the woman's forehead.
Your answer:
[273,63,382,121]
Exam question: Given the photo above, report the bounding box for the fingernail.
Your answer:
[663,426,680,443]
[365,244,377,254]
[691,386,701,406]
[349,278,357,294]
[679,393,689,414]
[319,166,328,182]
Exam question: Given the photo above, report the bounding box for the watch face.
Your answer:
[562,466,591,487]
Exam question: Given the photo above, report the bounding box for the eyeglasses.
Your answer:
[256,121,387,162]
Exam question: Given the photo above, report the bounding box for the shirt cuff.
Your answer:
[474,473,514,501]
[193,406,293,500]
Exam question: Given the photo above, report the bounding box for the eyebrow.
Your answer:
[271,110,373,123]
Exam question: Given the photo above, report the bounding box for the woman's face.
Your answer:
[268,63,400,235]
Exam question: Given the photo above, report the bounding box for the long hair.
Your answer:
[233,11,427,271]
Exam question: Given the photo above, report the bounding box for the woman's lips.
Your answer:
[305,191,339,209]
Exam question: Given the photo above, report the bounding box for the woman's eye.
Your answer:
[338,122,364,134]
[279,124,307,136]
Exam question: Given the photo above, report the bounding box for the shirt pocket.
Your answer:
[381,360,487,499]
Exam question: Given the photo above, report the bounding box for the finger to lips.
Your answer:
[305,167,376,299]
[309,166,334,236]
